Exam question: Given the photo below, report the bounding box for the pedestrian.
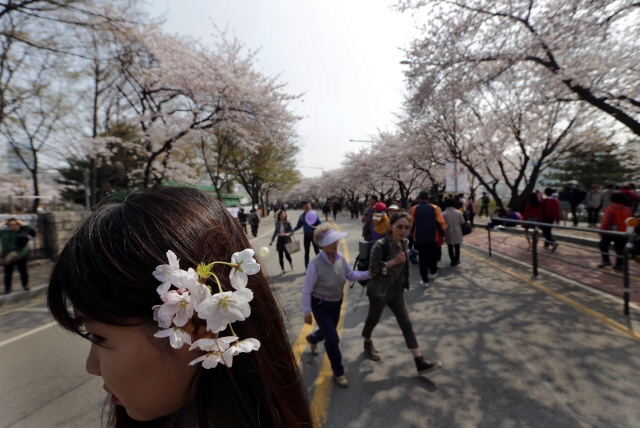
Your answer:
[1,218,36,294]
[362,211,443,376]
[269,210,295,276]
[237,207,248,234]
[302,224,372,388]
[371,202,391,239]
[46,187,312,427]
[410,191,447,287]
[322,203,331,221]
[600,184,615,212]
[350,200,359,219]
[479,192,490,217]
[565,181,586,226]
[293,201,321,270]
[522,192,542,250]
[332,201,340,221]
[465,196,477,229]
[361,195,378,241]
[585,184,602,227]
[387,203,400,218]
[247,209,260,237]
[441,198,465,267]
[540,187,561,251]
[598,192,632,271]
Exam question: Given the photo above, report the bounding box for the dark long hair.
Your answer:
[47,187,312,428]
[527,192,541,208]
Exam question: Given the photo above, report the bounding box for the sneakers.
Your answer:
[598,261,612,268]
[334,374,348,388]
[306,335,319,355]
[290,262,294,271]
[279,269,285,276]
[419,280,430,289]
[364,340,381,361]
[428,273,437,283]
[551,242,559,252]
[415,357,443,375]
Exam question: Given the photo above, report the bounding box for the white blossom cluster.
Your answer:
[152,249,261,369]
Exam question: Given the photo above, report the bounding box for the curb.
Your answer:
[0,283,48,308]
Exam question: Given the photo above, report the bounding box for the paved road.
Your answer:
[2,210,640,427]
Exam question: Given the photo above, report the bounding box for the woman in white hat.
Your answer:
[301,224,372,388]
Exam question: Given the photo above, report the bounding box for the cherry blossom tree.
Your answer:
[111,28,301,189]
[398,0,640,137]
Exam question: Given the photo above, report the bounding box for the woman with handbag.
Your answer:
[441,198,465,267]
[270,210,295,276]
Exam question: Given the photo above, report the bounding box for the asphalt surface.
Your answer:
[2,210,640,427]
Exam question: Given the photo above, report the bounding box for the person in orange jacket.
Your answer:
[598,192,632,271]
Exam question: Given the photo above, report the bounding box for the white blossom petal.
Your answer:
[154,327,192,349]
[229,249,261,290]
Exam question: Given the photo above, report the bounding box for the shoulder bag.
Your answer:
[284,233,301,254]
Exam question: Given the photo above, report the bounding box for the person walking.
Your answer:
[247,209,260,238]
[293,201,322,270]
[540,188,561,251]
[361,195,378,241]
[237,208,248,234]
[303,225,372,388]
[522,193,543,250]
[598,192,632,271]
[322,203,331,221]
[362,212,443,376]
[441,198,465,266]
[465,195,478,229]
[567,181,587,226]
[332,201,340,221]
[269,210,295,276]
[410,191,447,287]
[479,192,490,217]
[1,218,36,294]
[585,184,602,227]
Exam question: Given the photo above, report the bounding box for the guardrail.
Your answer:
[486,216,638,316]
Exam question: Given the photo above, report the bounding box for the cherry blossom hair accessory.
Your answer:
[151,249,261,368]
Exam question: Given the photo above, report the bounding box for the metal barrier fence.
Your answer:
[486,217,638,316]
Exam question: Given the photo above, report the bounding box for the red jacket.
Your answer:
[600,203,632,231]
[540,198,561,223]
[523,203,542,221]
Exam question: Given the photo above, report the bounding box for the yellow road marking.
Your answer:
[291,321,316,366]
[310,219,350,427]
[0,299,43,317]
[462,248,640,343]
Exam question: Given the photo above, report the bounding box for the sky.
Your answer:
[147,0,422,178]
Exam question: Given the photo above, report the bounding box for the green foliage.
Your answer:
[543,143,638,189]
[57,123,145,205]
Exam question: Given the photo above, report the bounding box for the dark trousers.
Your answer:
[415,242,438,281]
[599,236,626,267]
[362,291,418,349]
[250,224,258,237]
[468,212,476,228]
[333,210,338,220]
[571,203,579,226]
[587,208,600,225]
[303,233,319,268]
[448,244,460,264]
[541,220,556,247]
[278,248,292,270]
[479,205,489,217]
[309,297,344,376]
[4,257,28,292]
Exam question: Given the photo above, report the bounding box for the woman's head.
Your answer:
[445,198,456,208]
[528,192,541,208]
[48,187,310,427]
[278,210,288,221]
[389,211,411,240]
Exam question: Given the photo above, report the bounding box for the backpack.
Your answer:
[350,237,391,288]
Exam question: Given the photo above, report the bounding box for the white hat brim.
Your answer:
[318,231,349,247]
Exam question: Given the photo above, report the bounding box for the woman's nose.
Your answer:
[85,343,101,376]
